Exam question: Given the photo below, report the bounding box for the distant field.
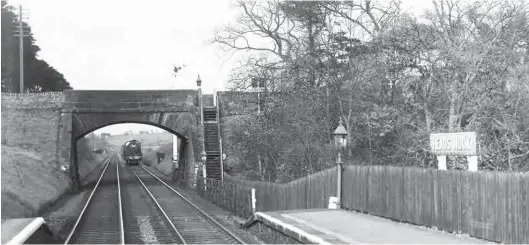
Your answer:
[106,132,173,151]
[106,132,179,177]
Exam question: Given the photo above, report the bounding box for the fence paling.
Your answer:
[194,166,527,244]
[341,166,528,244]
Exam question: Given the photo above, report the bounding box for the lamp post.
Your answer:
[332,118,348,209]
[197,74,204,125]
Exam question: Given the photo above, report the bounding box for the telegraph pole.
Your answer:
[13,5,30,93]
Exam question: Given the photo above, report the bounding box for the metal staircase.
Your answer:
[203,107,222,180]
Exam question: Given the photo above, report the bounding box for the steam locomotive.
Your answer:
[121,140,142,165]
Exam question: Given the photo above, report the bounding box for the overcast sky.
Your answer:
[7,0,432,135]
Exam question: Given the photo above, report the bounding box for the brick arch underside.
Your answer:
[72,111,195,140]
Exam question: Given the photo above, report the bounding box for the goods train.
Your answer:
[121,140,142,165]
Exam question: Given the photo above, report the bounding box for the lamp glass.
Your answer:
[334,134,347,150]
[340,135,347,148]
[196,75,202,87]
[332,119,348,150]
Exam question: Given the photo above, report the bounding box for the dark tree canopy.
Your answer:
[1,0,72,92]
[214,0,529,180]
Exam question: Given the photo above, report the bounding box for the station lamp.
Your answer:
[332,119,348,152]
[196,74,202,87]
[331,118,348,209]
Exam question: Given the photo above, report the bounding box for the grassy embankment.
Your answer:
[1,138,107,219]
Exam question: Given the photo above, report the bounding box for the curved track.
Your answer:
[131,166,246,244]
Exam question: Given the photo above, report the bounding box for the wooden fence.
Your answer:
[193,166,528,244]
[341,165,529,244]
[195,167,337,217]
[195,175,254,218]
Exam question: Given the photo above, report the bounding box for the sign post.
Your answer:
[437,155,447,170]
[429,132,478,171]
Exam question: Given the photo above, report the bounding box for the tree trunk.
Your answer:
[326,86,332,141]
[448,98,458,132]
[367,115,372,164]
[308,17,315,87]
[4,35,17,92]
[424,102,432,132]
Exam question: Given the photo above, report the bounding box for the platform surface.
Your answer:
[1,218,38,244]
[254,209,493,244]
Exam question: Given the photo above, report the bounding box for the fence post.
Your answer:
[251,188,256,214]
[203,166,207,191]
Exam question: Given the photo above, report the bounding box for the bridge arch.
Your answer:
[73,115,191,141]
[60,90,203,189]
[76,121,187,141]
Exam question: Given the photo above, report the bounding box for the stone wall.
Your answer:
[64,90,197,112]
[1,92,67,168]
[1,92,108,218]
[217,91,259,117]
[2,90,203,192]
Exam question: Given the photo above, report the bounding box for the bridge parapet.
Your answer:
[63,90,198,112]
[1,92,65,109]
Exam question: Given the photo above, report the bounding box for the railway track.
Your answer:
[64,153,245,244]
[121,163,183,244]
[64,155,124,244]
[131,165,246,244]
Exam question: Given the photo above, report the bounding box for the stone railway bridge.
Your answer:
[2,88,260,188]
[2,90,195,189]
[63,90,203,188]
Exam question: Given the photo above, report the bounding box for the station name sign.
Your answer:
[430,132,477,156]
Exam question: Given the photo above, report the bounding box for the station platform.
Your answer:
[243,209,492,244]
[1,217,61,244]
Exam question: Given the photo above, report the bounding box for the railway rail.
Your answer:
[64,154,245,244]
[64,155,124,244]
[131,165,246,244]
[121,164,183,244]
